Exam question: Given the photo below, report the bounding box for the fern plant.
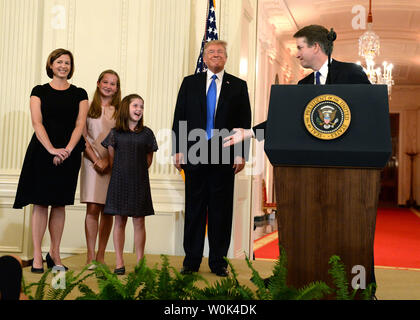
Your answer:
[328,255,352,299]
[78,262,131,300]
[47,266,94,300]
[193,259,255,300]
[77,255,206,300]
[328,255,376,300]
[21,265,94,300]
[22,268,51,300]
[78,258,157,300]
[246,247,332,300]
[22,252,376,301]
[149,255,206,300]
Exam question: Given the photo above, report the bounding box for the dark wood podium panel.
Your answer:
[274,166,381,290]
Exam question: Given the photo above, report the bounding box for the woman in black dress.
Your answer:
[13,49,88,273]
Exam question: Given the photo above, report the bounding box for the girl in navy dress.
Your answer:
[101,94,158,275]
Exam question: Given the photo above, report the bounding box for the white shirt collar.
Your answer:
[316,59,329,83]
[207,69,224,81]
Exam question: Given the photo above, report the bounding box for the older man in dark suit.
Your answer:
[172,40,251,276]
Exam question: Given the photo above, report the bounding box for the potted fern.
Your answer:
[22,252,375,300]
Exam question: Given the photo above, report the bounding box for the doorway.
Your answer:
[379,113,399,207]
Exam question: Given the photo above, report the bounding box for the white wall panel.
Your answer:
[0,0,257,261]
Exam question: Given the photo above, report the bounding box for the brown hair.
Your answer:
[293,25,331,55]
[46,48,75,79]
[87,70,121,119]
[115,94,144,133]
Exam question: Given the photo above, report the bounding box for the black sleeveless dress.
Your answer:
[13,83,88,208]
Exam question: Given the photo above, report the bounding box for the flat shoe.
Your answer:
[114,266,125,275]
[88,264,97,270]
[53,265,69,272]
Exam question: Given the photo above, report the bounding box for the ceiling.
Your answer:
[261,0,420,85]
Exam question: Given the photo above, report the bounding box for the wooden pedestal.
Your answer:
[274,166,381,289]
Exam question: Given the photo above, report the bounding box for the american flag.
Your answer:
[195,0,219,74]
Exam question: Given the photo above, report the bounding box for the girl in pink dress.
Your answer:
[80,70,121,268]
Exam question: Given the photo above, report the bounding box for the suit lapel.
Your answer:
[199,72,207,128]
[326,59,337,84]
[307,73,315,84]
[300,72,314,84]
[215,72,230,126]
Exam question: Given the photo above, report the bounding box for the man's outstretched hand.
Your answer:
[223,128,253,147]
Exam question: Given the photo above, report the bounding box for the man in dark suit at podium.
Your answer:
[223,24,370,144]
[223,24,377,295]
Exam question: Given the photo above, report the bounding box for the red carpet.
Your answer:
[374,208,420,269]
[254,208,420,269]
[253,231,279,260]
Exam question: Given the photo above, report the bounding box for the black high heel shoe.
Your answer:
[46,252,68,271]
[31,258,44,274]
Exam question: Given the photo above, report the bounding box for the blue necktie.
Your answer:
[315,71,321,85]
[206,74,217,139]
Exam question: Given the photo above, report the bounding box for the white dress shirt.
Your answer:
[314,59,329,85]
[206,69,224,115]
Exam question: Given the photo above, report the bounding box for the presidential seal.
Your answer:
[303,94,351,140]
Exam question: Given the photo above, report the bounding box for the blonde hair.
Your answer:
[46,48,74,79]
[115,94,144,133]
[87,70,121,119]
[204,40,228,57]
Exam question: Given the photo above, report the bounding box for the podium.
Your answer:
[264,84,391,290]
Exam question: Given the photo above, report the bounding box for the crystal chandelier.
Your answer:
[357,0,394,95]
